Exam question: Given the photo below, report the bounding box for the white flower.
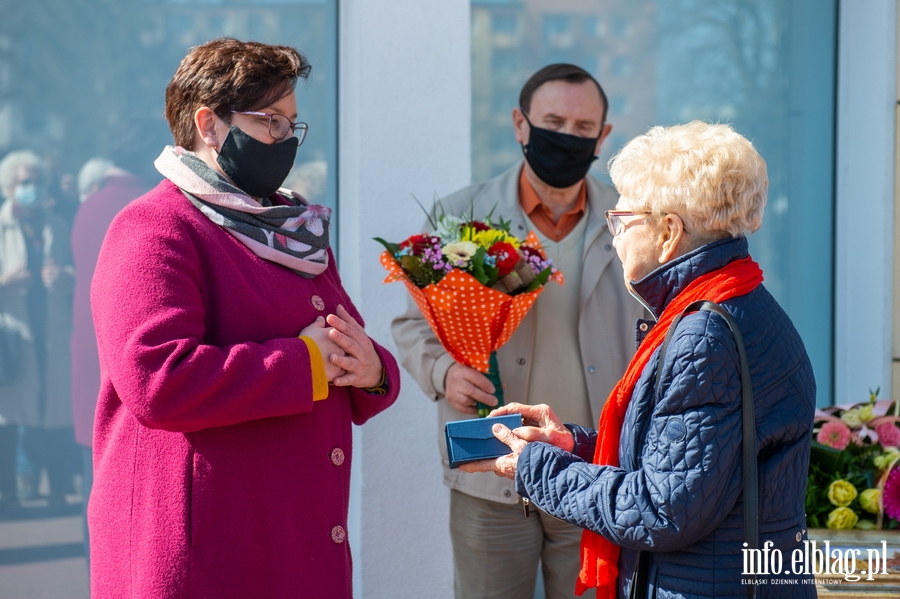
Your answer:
[841,408,862,428]
[441,241,479,267]
[434,215,464,242]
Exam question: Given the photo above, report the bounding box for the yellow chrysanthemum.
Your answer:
[464,227,521,251]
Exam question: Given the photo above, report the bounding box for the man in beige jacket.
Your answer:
[392,64,644,599]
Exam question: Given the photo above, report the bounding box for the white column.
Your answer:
[835,0,897,404]
[339,1,471,597]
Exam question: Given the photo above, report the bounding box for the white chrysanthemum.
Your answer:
[441,241,479,266]
[434,215,464,242]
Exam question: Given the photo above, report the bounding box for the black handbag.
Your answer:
[0,316,22,386]
[629,300,759,599]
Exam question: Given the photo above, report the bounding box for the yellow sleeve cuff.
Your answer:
[299,336,329,401]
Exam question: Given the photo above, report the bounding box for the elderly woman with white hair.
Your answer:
[464,122,817,598]
[0,149,76,514]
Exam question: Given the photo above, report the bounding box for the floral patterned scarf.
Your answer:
[155,146,331,278]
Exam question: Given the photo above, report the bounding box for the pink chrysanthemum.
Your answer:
[883,465,900,520]
[876,423,900,448]
[817,420,852,450]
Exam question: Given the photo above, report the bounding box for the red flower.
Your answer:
[465,221,491,232]
[400,234,435,256]
[488,242,520,277]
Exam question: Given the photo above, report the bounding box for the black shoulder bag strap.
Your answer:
[629,300,758,599]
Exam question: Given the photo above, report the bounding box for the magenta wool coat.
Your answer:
[88,180,399,599]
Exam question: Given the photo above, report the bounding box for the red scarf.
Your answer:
[575,256,763,597]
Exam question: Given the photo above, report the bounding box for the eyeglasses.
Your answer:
[605,210,651,236]
[230,111,309,144]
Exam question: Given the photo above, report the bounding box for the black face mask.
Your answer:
[521,114,602,189]
[217,125,299,198]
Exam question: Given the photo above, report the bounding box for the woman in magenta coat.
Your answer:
[88,38,400,598]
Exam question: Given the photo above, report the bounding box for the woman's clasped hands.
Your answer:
[300,304,384,389]
[459,402,576,479]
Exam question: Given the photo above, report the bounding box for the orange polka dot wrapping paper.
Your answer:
[380,232,563,373]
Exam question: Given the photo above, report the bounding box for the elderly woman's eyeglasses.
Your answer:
[605,210,651,236]
[230,111,309,144]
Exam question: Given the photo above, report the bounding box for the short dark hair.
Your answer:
[164,38,311,149]
[519,63,608,123]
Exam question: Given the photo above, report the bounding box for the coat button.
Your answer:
[504,490,511,497]
[311,295,325,311]
[331,525,346,544]
[517,358,526,365]
[795,531,803,542]
[330,448,345,466]
[587,366,596,373]
[604,244,612,251]
[639,322,649,332]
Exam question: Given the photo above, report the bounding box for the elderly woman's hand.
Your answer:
[489,402,575,453]
[458,422,529,479]
[326,305,384,389]
[459,403,575,478]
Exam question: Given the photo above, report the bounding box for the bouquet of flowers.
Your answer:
[807,389,900,530]
[376,208,562,417]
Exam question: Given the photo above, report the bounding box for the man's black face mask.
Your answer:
[520,113,602,189]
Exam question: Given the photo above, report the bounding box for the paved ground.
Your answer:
[0,500,89,599]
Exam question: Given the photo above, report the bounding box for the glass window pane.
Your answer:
[0,1,337,594]
[471,0,836,407]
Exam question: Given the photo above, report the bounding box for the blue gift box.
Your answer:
[445,414,523,469]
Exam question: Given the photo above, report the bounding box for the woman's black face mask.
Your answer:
[521,113,603,189]
[217,125,298,198]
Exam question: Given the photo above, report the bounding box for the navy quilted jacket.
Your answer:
[515,237,817,599]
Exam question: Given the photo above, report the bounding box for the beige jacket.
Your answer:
[391,163,645,505]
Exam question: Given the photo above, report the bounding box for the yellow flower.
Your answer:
[465,228,520,251]
[859,489,881,514]
[826,507,859,530]
[855,519,877,530]
[874,448,900,470]
[841,409,862,428]
[858,403,875,423]
[827,479,858,507]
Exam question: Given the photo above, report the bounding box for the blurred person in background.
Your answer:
[70,116,168,566]
[0,149,76,514]
[89,38,399,598]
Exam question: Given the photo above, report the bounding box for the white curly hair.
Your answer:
[608,121,767,247]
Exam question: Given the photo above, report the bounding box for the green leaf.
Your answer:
[468,247,489,286]
[399,255,435,288]
[483,262,499,287]
[810,441,843,474]
[412,194,438,231]
[373,237,401,255]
